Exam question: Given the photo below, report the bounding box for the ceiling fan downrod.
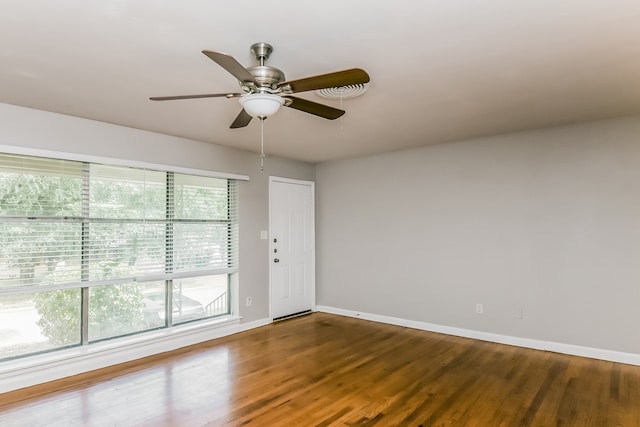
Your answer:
[250,42,273,67]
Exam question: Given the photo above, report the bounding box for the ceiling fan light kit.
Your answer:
[239,93,285,118]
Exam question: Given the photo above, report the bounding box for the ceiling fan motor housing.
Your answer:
[245,66,286,92]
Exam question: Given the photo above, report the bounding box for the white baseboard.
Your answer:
[316,305,640,366]
[5,307,638,395]
[0,316,272,394]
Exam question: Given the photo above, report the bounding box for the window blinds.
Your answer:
[0,153,238,293]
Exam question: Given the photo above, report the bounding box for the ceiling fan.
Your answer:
[150,42,370,128]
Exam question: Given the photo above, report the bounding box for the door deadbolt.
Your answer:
[273,258,280,263]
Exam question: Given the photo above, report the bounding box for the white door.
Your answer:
[269,177,315,319]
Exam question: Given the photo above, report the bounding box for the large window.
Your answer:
[0,153,238,360]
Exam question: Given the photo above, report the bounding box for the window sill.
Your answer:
[0,314,246,394]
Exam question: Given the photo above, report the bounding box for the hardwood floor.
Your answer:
[1,312,639,426]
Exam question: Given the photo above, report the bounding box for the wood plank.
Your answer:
[1,313,640,426]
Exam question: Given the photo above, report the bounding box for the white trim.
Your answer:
[269,176,314,186]
[268,177,316,319]
[0,316,272,394]
[0,144,249,181]
[316,306,640,366]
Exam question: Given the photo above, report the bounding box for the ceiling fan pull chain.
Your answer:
[260,117,266,171]
[340,90,344,130]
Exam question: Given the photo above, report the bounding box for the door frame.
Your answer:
[268,176,316,320]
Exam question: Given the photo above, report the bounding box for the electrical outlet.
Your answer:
[475,303,484,314]
[515,306,523,319]
[246,296,252,307]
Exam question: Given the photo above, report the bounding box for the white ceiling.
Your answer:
[1,1,640,163]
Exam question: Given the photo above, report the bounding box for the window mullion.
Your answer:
[80,162,90,345]
[165,172,174,326]
[227,180,231,270]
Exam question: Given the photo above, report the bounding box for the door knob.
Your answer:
[273,258,280,263]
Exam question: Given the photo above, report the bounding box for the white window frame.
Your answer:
[0,144,252,393]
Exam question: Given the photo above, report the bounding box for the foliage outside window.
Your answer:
[0,153,237,360]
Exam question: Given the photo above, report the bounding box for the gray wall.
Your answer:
[316,116,640,354]
[4,102,640,355]
[0,103,315,323]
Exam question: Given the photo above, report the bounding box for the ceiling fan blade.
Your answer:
[150,93,242,101]
[230,109,253,129]
[284,96,345,120]
[279,68,370,94]
[202,50,257,84]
